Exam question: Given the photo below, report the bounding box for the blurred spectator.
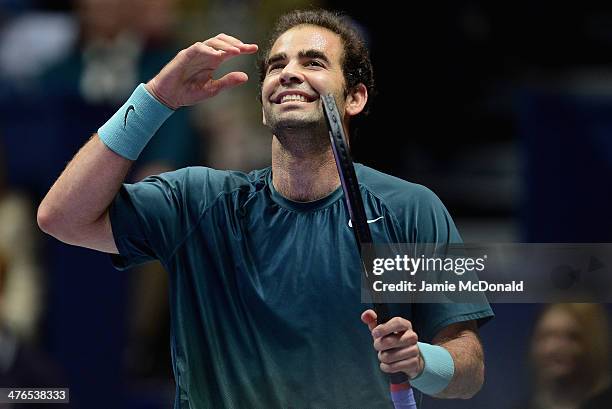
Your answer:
[0,146,42,342]
[41,0,199,180]
[0,2,76,91]
[5,0,199,404]
[0,142,64,406]
[515,304,611,409]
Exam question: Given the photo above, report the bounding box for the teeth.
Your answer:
[280,94,308,103]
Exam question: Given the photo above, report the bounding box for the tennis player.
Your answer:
[38,9,494,408]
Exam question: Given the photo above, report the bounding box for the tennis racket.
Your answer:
[321,94,416,409]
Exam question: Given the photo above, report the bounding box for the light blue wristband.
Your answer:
[98,83,174,160]
[410,342,455,395]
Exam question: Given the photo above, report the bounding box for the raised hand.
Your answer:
[146,33,258,109]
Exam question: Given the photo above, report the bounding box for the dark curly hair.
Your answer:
[257,9,375,124]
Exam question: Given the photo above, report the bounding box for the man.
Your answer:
[38,9,493,409]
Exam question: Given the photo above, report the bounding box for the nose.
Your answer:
[279,61,304,85]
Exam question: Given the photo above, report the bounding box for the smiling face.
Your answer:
[261,25,355,137]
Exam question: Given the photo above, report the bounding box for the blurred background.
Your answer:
[0,0,611,408]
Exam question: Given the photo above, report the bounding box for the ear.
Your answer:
[262,106,267,126]
[344,83,368,118]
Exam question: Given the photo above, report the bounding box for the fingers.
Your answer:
[181,43,223,63]
[371,317,418,353]
[373,332,399,351]
[206,72,249,96]
[361,309,378,331]
[372,316,412,338]
[366,315,422,377]
[181,34,258,65]
[378,345,422,377]
[204,38,241,54]
[216,33,258,54]
[378,344,420,365]
[379,351,422,376]
[204,34,258,55]
[373,329,418,351]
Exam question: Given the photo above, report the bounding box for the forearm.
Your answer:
[431,327,484,399]
[37,135,131,246]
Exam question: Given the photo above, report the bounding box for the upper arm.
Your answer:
[91,211,119,254]
[55,210,119,254]
[38,207,119,254]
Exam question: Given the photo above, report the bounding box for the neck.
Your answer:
[271,135,340,202]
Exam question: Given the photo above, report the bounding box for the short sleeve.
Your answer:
[109,168,193,270]
[406,185,462,245]
[406,187,494,341]
[108,166,247,270]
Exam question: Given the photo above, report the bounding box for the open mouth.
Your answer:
[273,92,318,104]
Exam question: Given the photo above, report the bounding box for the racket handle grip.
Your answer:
[373,303,392,323]
[388,372,410,384]
[373,303,411,385]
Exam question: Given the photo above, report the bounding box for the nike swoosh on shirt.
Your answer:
[123,105,135,129]
[348,216,384,228]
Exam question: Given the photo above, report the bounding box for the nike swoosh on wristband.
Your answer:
[123,105,135,129]
[348,216,384,228]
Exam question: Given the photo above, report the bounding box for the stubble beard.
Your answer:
[264,105,330,155]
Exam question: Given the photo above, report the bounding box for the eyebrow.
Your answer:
[266,52,287,67]
[298,49,330,64]
[266,49,331,68]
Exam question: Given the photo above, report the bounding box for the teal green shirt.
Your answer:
[109,164,494,409]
